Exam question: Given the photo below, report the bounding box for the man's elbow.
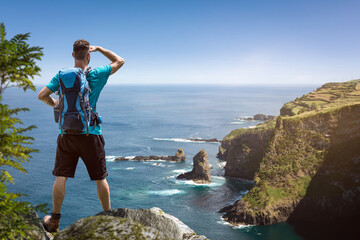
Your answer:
[38,92,45,101]
[38,87,51,101]
[118,58,125,67]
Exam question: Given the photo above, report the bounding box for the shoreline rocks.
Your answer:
[242,114,276,121]
[177,149,211,184]
[115,148,186,162]
[187,138,220,143]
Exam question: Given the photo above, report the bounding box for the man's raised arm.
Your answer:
[89,46,125,75]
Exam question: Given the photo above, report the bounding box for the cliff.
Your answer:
[219,80,360,239]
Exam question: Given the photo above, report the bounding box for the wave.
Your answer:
[153,138,219,143]
[217,161,226,169]
[248,126,257,129]
[151,163,171,168]
[105,155,118,162]
[110,167,135,170]
[147,189,185,196]
[171,169,189,173]
[237,116,252,120]
[175,179,224,187]
[141,159,176,163]
[162,174,178,179]
[217,217,254,230]
[212,176,226,180]
[229,121,245,125]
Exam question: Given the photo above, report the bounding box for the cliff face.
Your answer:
[218,121,275,180]
[219,80,360,237]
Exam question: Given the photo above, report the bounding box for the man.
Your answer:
[38,39,125,232]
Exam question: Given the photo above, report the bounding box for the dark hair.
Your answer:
[73,39,90,60]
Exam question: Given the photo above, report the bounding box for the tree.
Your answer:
[0,22,46,239]
[0,22,43,95]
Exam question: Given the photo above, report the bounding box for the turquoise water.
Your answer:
[4,84,315,239]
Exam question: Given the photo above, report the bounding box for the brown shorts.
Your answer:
[53,134,108,180]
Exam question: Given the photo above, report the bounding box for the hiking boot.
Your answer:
[43,212,61,233]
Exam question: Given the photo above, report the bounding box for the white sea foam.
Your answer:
[229,121,245,125]
[217,161,226,168]
[141,159,172,163]
[162,174,178,179]
[105,156,118,162]
[212,176,226,180]
[175,179,223,187]
[151,163,170,167]
[153,137,219,143]
[216,220,231,226]
[248,126,257,129]
[217,217,253,229]
[232,224,254,229]
[171,169,188,173]
[147,189,185,196]
[125,167,134,170]
[154,138,194,143]
[125,156,136,160]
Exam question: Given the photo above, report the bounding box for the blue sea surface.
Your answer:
[4,84,315,240]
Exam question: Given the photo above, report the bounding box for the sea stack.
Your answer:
[177,149,211,184]
[174,147,186,162]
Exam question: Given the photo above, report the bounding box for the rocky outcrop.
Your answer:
[243,114,276,121]
[54,215,162,240]
[115,148,186,162]
[187,138,220,143]
[23,210,49,240]
[177,149,211,184]
[52,207,208,240]
[97,207,207,240]
[218,80,360,239]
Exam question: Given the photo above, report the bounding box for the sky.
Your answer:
[1,0,360,85]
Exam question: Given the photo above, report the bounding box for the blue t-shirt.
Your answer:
[46,65,112,135]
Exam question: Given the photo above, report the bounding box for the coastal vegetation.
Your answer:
[0,22,46,239]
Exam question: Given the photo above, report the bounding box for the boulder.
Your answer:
[177,149,211,184]
[54,215,162,240]
[97,207,208,239]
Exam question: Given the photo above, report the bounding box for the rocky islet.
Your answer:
[176,149,212,184]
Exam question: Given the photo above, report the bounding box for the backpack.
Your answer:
[54,68,92,136]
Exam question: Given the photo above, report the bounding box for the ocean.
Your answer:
[4,84,317,240]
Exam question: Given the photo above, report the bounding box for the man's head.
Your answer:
[73,39,90,62]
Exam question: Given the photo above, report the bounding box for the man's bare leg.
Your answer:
[43,176,67,232]
[96,178,111,211]
[52,176,67,213]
